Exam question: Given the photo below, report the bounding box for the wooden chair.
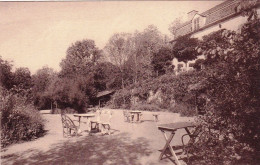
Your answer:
[123,110,131,122]
[99,110,112,135]
[90,109,101,132]
[61,113,79,137]
[152,114,159,122]
[181,125,203,161]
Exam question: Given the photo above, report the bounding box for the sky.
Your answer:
[0,1,222,74]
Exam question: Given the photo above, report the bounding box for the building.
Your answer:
[171,0,260,74]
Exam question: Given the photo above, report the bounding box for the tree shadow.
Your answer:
[2,132,153,165]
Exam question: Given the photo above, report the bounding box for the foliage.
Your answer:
[172,35,199,64]
[193,59,205,71]
[189,18,260,164]
[93,62,121,91]
[12,67,32,90]
[0,56,14,90]
[110,89,132,109]
[50,108,77,114]
[168,17,184,37]
[111,70,205,115]
[45,76,95,113]
[169,102,197,117]
[1,87,45,148]
[104,25,165,87]
[31,66,56,109]
[152,46,174,76]
[104,33,132,67]
[131,103,163,112]
[60,39,102,78]
[131,25,165,81]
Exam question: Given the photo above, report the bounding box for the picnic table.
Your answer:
[129,110,142,122]
[157,121,195,165]
[74,114,95,131]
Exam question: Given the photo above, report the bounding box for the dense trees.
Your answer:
[60,39,102,78]
[185,18,260,164]
[151,46,173,76]
[104,25,165,86]
[31,66,56,109]
[172,35,199,65]
[0,56,13,90]
[168,17,183,37]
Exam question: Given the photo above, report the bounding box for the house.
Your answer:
[171,0,260,73]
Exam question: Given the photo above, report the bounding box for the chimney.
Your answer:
[187,10,198,20]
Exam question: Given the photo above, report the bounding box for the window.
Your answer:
[194,18,200,31]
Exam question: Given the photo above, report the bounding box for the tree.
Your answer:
[172,35,199,66]
[45,75,96,112]
[60,39,102,78]
[104,33,133,89]
[0,56,13,90]
[93,62,120,91]
[31,66,56,109]
[13,67,32,90]
[168,17,183,38]
[130,25,165,82]
[188,18,260,164]
[152,46,174,76]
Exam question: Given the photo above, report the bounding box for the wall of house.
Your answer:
[192,15,248,39]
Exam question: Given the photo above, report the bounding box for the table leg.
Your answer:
[159,131,181,165]
[137,114,139,122]
[131,114,134,122]
[78,116,81,127]
[86,118,91,132]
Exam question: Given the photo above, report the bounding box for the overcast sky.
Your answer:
[0,1,222,74]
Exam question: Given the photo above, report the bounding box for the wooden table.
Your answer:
[74,114,95,131]
[129,111,142,122]
[157,122,195,165]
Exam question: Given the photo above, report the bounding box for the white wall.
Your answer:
[192,15,249,39]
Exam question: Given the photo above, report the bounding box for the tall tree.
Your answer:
[104,33,132,89]
[152,46,174,76]
[32,66,56,109]
[13,67,32,90]
[131,25,165,82]
[60,39,102,78]
[0,56,13,89]
[168,17,184,38]
[172,35,199,66]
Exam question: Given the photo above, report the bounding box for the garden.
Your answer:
[1,6,259,165]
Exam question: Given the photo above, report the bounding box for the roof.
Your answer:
[173,0,260,40]
[96,90,115,98]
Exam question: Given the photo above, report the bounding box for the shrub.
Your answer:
[1,90,45,147]
[50,107,78,114]
[188,18,260,164]
[131,103,163,112]
[169,102,196,117]
[111,89,132,109]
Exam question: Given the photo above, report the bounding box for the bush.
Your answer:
[131,103,163,112]
[188,18,260,164]
[50,107,78,114]
[111,89,132,109]
[1,90,45,148]
[169,102,196,117]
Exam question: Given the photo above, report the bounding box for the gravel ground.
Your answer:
[1,109,194,165]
